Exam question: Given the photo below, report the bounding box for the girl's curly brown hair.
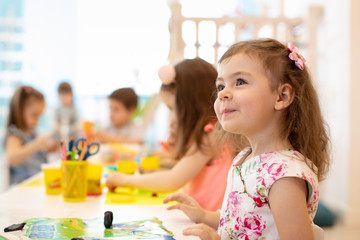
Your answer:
[218,39,331,181]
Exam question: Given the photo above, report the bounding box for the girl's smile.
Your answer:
[219,107,236,116]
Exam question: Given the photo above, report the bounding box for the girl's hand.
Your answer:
[183,224,220,240]
[94,131,111,143]
[163,192,205,223]
[106,171,130,192]
[34,133,53,151]
[46,140,58,152]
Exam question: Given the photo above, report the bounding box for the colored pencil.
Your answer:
[78,141,88,161]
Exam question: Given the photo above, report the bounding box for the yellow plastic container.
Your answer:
[61,160,88,202]
[141,156,160,171]
[87,164,103,196]
[117,160,137,174]
[42,164,62,195]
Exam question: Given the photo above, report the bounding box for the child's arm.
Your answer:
[6,133,53,167]
[269,177,314,240]
[95,131,142,144]
[106,144,212,193]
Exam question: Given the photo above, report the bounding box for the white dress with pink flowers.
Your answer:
[217,147,319,240]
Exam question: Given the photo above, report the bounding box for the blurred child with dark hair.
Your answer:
[95,88,141,144]
[55,81,79,141]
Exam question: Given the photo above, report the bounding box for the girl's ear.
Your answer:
[274,83,294,110]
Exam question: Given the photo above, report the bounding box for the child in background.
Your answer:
[106,58,239,211]
[54,81,79,141]
[164,39,330,239]
[4,86,58,184]
[95,88,141,144]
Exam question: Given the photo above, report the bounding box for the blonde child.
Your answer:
[164,39,330,239]
[54,81,79,141]
[106,58,237,211]
[95,87,141,144]
[4,86,57,184]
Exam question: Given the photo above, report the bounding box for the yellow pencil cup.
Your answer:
[87,164,103,196]
[117,160,137,174]
[42,164,62,195]
[61,160,88,202]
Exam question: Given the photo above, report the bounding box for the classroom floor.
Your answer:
[323,222,360,240]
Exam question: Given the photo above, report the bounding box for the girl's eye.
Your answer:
[216,84,225,92]
[236,79,247,86]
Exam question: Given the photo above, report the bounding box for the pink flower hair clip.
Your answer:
[287,42,306,70]
[24,86,32,93]
[158,65,176,85]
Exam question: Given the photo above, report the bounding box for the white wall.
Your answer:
[75,0,170,97]
[346,0,360,227]
[316,0,350,215]
[23,0,77,106]
[315,0,360,227]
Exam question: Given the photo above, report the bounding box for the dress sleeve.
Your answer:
[257,154,319,219]
[7,124,26,140]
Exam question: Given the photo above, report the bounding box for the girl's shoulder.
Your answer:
[7,124,26,139]
[257,149,317,180]
[259,150,317,175]
[257,150,319,204]
[4,125,25,146]
[233,148,317,175]
[6,124,35,143]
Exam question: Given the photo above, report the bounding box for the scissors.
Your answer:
[75,138,100,160]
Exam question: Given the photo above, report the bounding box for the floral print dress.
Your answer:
[217,147,319,240]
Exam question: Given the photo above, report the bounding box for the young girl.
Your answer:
[164,39,330,239]
[4,86,57,184]
[106,58,238,211]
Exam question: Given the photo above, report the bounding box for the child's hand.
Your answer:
[47,140,59,152]
[34,133,54,151]
[94,131,111,143]
[106,171,129,192]
[183,224,220,240]
[163,192,205,223]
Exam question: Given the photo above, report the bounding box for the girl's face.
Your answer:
[109,99,134,127]
[160,90,177,146]
[59,92,73,106]
[23,99,45,131]
[214,53,278,137]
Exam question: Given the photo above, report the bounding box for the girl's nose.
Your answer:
[218,88,232,101]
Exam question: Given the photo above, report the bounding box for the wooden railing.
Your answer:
[168,0,323,77]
